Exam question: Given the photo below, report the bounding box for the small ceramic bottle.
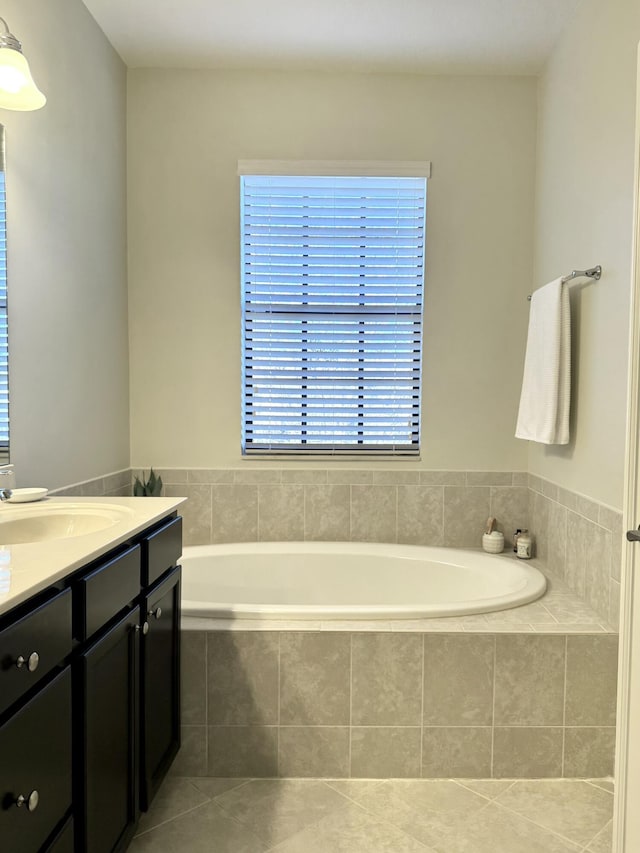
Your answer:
[516,529,533,559]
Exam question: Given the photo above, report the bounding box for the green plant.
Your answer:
[133,468,163,497]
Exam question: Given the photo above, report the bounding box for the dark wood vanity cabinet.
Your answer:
[0,511,183,853]
[140,565,181,811]
[0,588,73,853]
[0,667,73,853]
[76,606,141,853]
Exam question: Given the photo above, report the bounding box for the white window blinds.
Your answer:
[240,169,427,456]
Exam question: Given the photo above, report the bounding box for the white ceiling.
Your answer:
[81,0,582,75]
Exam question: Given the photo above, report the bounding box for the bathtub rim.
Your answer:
[179,541,547,621]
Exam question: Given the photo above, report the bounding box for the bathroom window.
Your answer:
[239,161,429,456]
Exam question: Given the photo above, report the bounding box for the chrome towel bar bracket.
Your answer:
[527,265,602,300]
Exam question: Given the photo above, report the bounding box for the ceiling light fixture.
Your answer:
[0,17,45,111]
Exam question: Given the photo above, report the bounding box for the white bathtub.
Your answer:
[180,542,546,621]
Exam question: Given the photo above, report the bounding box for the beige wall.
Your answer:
[1,0,129,490]
[530,0,640,509]
[128,70,537,471]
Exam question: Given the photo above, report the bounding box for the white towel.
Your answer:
[515,277,571,445]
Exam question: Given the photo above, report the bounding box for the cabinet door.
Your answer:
[0,667,72,853]
[44,817,73,853]
[140,566,181,811]
[76,607,140,853]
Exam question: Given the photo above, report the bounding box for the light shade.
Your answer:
[0,19,45,111]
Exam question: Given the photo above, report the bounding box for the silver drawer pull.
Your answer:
[135,622,150,635]
[16,652,40,672]
[15,791,39,812]
[148,606,162,621]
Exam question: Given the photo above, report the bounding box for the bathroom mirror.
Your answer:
[0,126,8,464]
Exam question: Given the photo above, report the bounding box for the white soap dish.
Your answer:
[5,488,49,503]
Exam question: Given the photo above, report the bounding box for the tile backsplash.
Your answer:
[160,469,529,552]
[50,468,132,498]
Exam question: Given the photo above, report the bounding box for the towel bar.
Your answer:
[527,265,602,301]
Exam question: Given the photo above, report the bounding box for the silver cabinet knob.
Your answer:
[148,606,162,621]
[16,652,39,672]
[134,621,149,635]
[15,791,39,812]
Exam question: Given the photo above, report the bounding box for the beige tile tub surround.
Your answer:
[49,467,133,498]
[176,631,618,780]
[71,466,620,627]
[157,468,532,549]
[528,474,623,628]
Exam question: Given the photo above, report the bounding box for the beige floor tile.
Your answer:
[186,777,250,798]
[495,779,613,847]
[324,779,387,800]
[135,776,618,852]
[353,779,487,849]
[214,779,348,847]
[269,801,435,852]
[380,779,489,814]
[136,778,209,835]
[128,800,268,852]
[586,819,613,853]
[588,778,615,793]
[432,801,582,853]
[456,779,515,800]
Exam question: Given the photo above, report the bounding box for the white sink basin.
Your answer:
[0,503,135,545]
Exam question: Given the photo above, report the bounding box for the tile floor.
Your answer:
[129,776,614,852]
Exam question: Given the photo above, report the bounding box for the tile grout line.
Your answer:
[276,632,281,777]
[349,484,353,541]
[204,631,209,774]
[562,634,568,777]
[491,634,497,778]
[420,633,425,778]
[134,798,216,838]
[302,484,307,541]
[580,817,613,852]
[394,484,399,544]
[213,786,286,849]
[491,793,608,851]
[348,633,353,777]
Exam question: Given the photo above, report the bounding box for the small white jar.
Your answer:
[482,530,505,553]
[516,530,533,559]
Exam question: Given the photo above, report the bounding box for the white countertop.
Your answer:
[0,496,187,618]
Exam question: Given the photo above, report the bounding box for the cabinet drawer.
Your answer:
[0,588,72,716]
[142,516,182,586]
[0,667,72,853]
[76,545,141,640]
